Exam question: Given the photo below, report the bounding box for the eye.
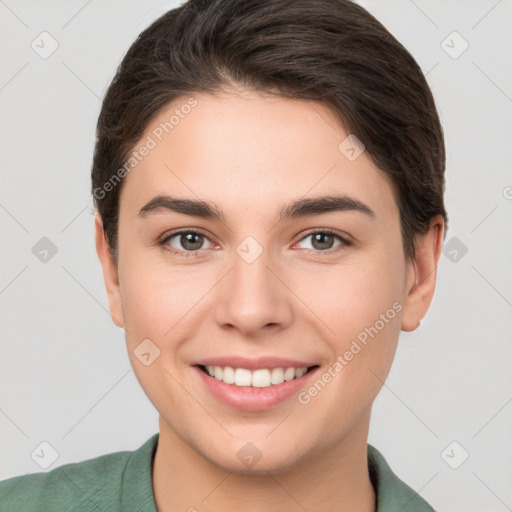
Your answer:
[295,230,352,253]
[159,230,215,256]
[158,228,351,257]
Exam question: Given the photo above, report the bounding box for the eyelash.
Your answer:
[158,228,352,258]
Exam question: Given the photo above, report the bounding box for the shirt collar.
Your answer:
[368,443,435,511]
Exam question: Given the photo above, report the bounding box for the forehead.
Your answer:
[119,90,397,224]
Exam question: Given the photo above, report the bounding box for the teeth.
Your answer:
[234,368,252,386]
[222,366,235,384]
[295,367,307,378]
[284,367,295,381]
[252,369,271,387]
[271,368,284,385]
[203,365,310,387]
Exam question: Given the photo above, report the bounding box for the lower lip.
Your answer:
[193,365,320,412]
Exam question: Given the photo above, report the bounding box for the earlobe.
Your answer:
[94,213,125,328]
[401,215,445,332]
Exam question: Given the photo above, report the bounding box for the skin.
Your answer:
[95,88,444,512]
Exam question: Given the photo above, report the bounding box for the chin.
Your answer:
[203,442,310,476]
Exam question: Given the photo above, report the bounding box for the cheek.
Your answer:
[305,248,404,336]
[117,260,206,409]
[308,246,405,380]
[118,253,219,352]
[118,243,184,329]
[293,257,404,438]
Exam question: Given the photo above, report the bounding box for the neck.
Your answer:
[152,412,375,512]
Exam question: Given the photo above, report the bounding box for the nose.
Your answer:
[212,248,293,337]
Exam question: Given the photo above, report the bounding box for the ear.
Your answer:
[401,215,445,332]
[94,212,124,328]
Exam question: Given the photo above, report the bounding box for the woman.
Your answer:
[0,0,447,510]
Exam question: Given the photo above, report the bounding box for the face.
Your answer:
[96,88,442,474]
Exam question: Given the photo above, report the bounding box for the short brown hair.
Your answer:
[91,0,448,265]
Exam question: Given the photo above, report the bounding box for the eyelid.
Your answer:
[159,227,212,243]
[298,227,352,242]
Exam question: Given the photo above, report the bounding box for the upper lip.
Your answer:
[194,356,319,371]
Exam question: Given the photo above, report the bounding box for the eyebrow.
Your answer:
[137,194,376,223]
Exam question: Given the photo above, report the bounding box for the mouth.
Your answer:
[195,363,320,388]
[192,356,321,411]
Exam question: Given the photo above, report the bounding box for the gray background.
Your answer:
[1,1,511,510]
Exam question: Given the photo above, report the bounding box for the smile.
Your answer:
[194,363,320,411]
[199,364,317,388]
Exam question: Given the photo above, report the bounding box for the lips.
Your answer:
[192,356,321,411]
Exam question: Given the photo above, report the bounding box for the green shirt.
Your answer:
[0,434,435,511]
